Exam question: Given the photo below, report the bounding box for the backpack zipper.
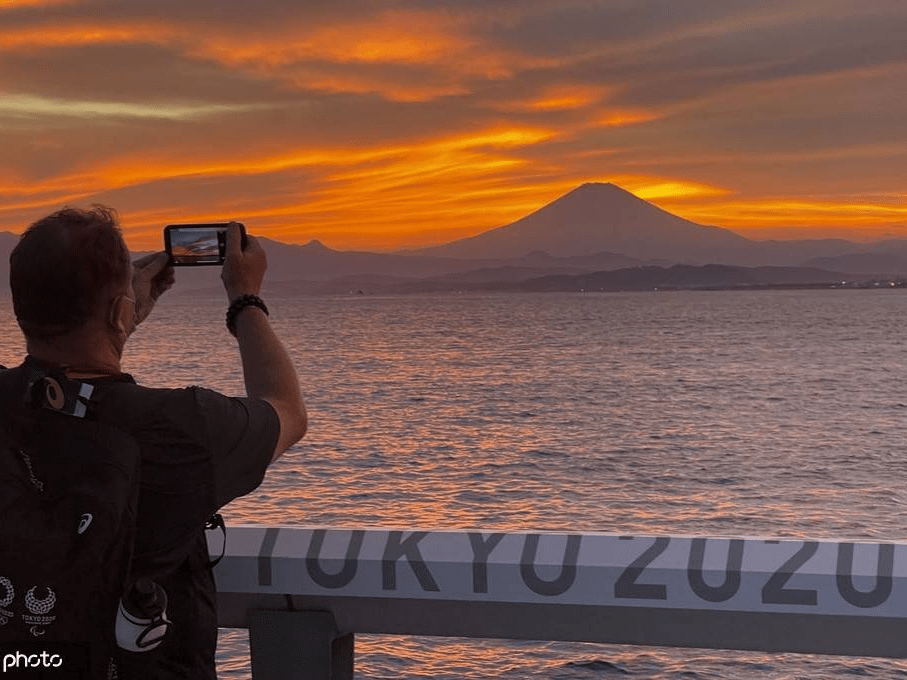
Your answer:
[17,448,44,493]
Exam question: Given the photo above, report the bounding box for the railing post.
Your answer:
[248,609,353,680]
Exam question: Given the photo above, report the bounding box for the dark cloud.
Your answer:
[0,44,289,104]
[471,0,750,58]
[0,0,383,33]
[602,10,907,108]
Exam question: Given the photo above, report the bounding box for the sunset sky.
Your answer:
[1,0,906,251]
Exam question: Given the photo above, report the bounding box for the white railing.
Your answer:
[212,527,907,679]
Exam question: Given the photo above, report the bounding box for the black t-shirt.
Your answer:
[86,375,280,679]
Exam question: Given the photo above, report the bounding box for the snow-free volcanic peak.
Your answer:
[413,182,750,261]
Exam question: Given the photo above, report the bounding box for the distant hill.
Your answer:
[263,263,882,295]
[510,264,859,293]
[408,182,751,261]
[160,239,644,294]
[804,241,907,275]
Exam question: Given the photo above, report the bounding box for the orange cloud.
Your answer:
[176,9,473,69]
[277,69,471,102]
[663,196,907,241]
[0,12,471,68]
[0,7,570,106]
[703,198,907,224]
[504,85,611,112]
[89,126,556,197]
[0,23,173,51]
[631,180,730,201]
[0,122,563,250]
[0,0,74,8]
[0,13,531,102]
[595,109,661,127]
[185,15,555,101]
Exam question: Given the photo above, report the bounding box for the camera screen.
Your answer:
[165,225,228,265]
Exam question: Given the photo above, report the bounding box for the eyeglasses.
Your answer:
[120,294,137,326]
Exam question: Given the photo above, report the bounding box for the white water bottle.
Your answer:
[115,576,171,652]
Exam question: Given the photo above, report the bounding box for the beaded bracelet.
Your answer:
[226,294,269,336]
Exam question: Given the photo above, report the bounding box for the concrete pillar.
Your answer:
[249,610,353,680]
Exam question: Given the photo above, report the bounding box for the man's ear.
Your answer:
[108,295,129,334]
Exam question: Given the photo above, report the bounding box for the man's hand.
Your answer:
[132,251,175,326]
[221,221,267,301]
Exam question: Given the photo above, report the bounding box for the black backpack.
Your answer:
[0,363,142,679]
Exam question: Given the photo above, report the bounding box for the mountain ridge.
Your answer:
[0,184,905,295]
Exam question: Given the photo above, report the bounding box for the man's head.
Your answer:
[10,206,133,344]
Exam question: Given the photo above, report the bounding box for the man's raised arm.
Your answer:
[220,222,307,461]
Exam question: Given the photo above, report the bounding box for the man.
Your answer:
[3,206,307,677]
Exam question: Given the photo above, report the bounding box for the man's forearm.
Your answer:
[233,308,295,398]
[233,306,307,452]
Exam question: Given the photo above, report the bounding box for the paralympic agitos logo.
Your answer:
[0,578,58,636]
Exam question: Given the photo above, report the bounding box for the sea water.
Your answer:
[2,288,907,678]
